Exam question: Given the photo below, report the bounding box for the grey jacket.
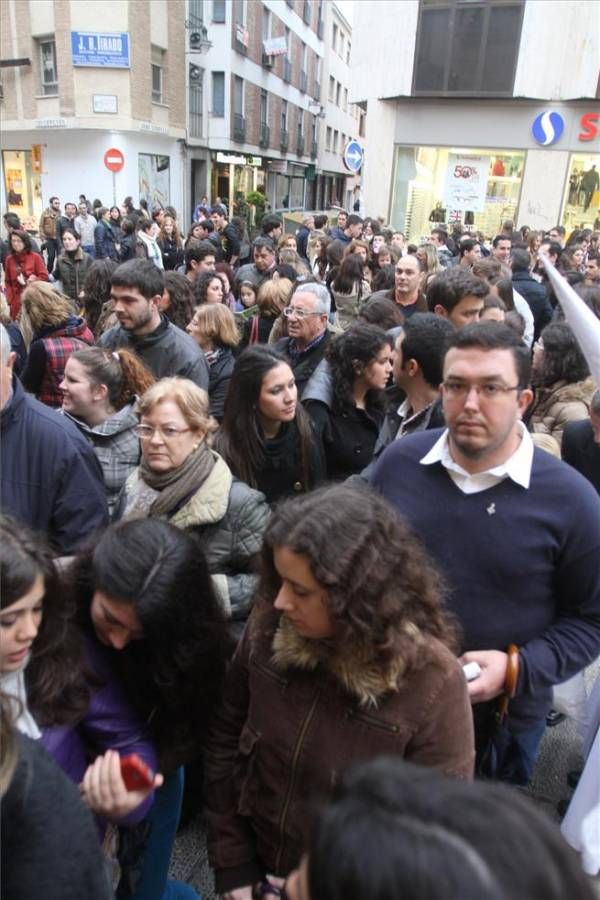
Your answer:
[63,403,140,516]
[99,314,209,390]
[119,453,270,620]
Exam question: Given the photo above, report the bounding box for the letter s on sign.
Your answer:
[579,112,599,142]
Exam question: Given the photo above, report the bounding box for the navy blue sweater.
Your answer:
[372,428,600,729]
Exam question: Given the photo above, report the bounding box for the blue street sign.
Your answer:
[71,32,130,68]
[343,140,364,173]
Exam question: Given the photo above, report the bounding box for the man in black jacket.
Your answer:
[561,392,600,494]
[510,248,553,341]
[0,324,109,554]
[275,283,331,398]
[210,206,240,264]
[98,259,209,389]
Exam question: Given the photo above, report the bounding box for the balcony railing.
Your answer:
[296,133,305,156]
[233,113,246,142]
[299,70,307,93]
[280,128,289,152]
[283,59,292,83]
[259,123,270,148]
[310,140,318,158]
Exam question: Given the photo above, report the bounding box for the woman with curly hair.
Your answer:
[205,483,474,897]
[194,270,226,306]
[81,258,119,336]
[530,321,596,450]
[304,323,393,480]
[160,271,196,331]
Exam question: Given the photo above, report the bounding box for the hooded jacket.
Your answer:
[118,452,270,619]
[64,402,141,516]
[21,316,94,408]
[0,377,109,554]
[205,613,474,892]
[530,376,597,449]
[99,314,210,391]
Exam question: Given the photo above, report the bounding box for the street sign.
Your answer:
[343,140,364,173]
[71,32,130,68]
[104,148,125,172]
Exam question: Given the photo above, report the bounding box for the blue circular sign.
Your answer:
[531,111,565,146]
[343,140,364,173]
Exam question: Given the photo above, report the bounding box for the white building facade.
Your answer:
[350,0,600,237]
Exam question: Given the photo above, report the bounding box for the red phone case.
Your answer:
[120,754,154,791]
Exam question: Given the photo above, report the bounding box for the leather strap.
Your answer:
[497,644,519,723]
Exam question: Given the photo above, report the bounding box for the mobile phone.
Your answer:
[463,662,482,682]
[120,753,155,791]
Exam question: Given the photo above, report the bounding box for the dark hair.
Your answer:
[72,520,229,766]
[0,516,88,726]
[482,294,507,312]
[459,238,480,257]
[121,217,136,236]
[185,240,218,271]
[109,206,121,224]
[194,218,214,234]
[346,214,363,228]
[492,234,512,249]
[111,258,164,299]
[306,756,596,900]
[446,322,531,389]
[194,271,225,306]
[214,346,317,490]
[209,206,226,217]
[256,485,458,671]
[272,263,297,282]
[215,261,235,291]
[140,218,154,234]
[326,240,345,268]
[9,230,32,253]
[549,225,566,238]
[534,322,590,387]
[82,259,119,334]
[504,309,526,339]
[69,347,155,409]
[49,196,59,204]
[540,240,562,260]
[472,257,504,280]
[372,264,396,292]
[510,248,531,274]
[427,268,488,314]
[332,253,365,294]
[163,272,196,330]
[327,324,393,415]
[430,228,448,244]
[575,284,600,320]
[253,235,276,254]
[359,295,404,329]
[123,196,135,213]
[401,313,455,388]
[261,214,283,236]
[61,227,80,244]
[494,277,515,311]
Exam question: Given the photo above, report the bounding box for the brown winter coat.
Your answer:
[39,207,58,239]
[205,612,474,892]
[530,377,597,449]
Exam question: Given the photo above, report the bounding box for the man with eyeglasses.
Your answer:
[99,259,209,390]
[274,283,331,398]
[372,322,600,786]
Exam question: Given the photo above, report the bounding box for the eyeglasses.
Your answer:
[442,381,521,401]
[135,424,192,441]
[282,306,321,320]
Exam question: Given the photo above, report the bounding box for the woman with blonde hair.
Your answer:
[20,282,94,408]
[240,277,294,348]
[187,304,239,421]
[116,378,270,622]
[157,215,184,271]
[60,347,155,514]
[416,243,443,291]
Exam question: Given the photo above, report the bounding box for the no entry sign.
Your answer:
[104,148,125,172]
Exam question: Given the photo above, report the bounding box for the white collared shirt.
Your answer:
[420,421,534,494]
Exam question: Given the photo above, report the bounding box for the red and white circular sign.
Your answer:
[104,148,125,172]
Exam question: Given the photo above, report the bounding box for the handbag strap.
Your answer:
[249,314,259,345]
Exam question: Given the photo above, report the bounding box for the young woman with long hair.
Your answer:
[81,258,119,336]
[205,484,474,896]
[4,229,49,319]
[157,215,184,271]
[60,347,155,514]
[20,282,94,408]
[239,277,294,349]
[160,271,196,331]
[304,323,393,480]
[330,253,372,330]
[213,345,325,503]
[186,303,239,421]
[194,271,226,306]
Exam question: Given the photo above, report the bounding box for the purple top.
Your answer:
[41,636,157,828]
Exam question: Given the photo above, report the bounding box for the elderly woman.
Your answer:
[20,282,94,408]
[205,484,474,897]
[116,378,270,621]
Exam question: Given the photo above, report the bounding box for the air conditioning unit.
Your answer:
[262,53,273,68]
[189,65,203,83]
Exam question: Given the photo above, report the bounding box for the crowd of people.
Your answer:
[1,192,599,900]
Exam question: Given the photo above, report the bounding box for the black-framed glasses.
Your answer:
[442,381,521,401]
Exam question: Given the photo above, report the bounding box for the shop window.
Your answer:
[151,46,165,104]
[562,152,600,232]
[2,149,42,225]
[38,38,58,96]
[414,0,524,96]
[212,71,225,116]
[139,154,170,211]
[213,0,226,23]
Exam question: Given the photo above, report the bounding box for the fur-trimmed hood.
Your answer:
[270,616,423,708]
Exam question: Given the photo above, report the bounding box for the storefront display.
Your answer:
[561,151,600,233]
[390,146,524,242]
[2,149,43,229]
[138,154,170,212]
